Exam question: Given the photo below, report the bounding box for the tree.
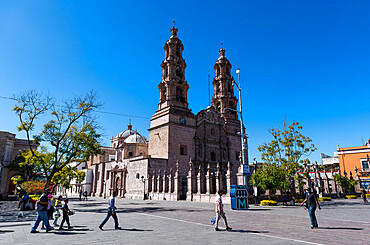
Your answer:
[52,165,86,192]
[334,174,357,193]
[251,163,289,193]
[9,148,50,181]
[13,90,101,189]
[251,120,316,193]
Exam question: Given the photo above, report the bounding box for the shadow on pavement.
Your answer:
[100,228,153,232]
[0,223,31,228]
[0,230,14,233]
[52,231,87,235]
[230,229,269,233]
[318,227,364,230]
[320,201,367,208]
[244,209,271,211]
[121,228,153,232]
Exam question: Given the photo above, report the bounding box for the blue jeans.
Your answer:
[100,208,119,228]
[31,211,50,231]
[308,206,318,227]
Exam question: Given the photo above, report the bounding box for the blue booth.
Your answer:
[230,185,249,210]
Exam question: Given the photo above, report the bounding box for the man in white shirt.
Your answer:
[215,190,232,231]
[99,191,121,230]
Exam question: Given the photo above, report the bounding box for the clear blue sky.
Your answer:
[1,0,369,163]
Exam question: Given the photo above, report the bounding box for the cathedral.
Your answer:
[86,26,248,203]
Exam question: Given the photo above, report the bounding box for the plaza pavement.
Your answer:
[0,197,369,245]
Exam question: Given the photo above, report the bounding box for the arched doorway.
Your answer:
[8,174,21,196]
[115,177,120,192]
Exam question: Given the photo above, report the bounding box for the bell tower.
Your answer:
[158,24,189,110]
[149,24,195,170]
[211,47,238,121]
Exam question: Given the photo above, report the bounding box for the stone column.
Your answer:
[197,164,202,194]
[152,170,156,193]
[157,170,162,193]
[99,162,106,197]
[215,162,220,193]
[169,168,173,193]
[174,161,180,200]
[92,164,98,196]
[187,159,193,201]
[226,161,232,195]
[163,170,167,193]
[206,163,211,194]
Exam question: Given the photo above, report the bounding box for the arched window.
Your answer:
[161,87,167,101]
[211,152,216,161]
[136,173,140,179]
[176,65,183,78]
[129,152,133,157]
[176,87,183,102]
[216,83,220,94]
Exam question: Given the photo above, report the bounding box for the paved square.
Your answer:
[0,198,369,244]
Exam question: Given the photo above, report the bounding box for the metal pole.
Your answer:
[236,69,246,186]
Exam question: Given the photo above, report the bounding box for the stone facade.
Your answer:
[0,131,38,198]
[85,26,248,203]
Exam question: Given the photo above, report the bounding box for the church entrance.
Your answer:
[115,177,120,192]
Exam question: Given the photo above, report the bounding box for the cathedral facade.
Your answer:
[87,26,248,203]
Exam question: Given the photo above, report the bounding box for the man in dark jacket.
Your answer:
[30,188,53,233]
[301,187,321,229]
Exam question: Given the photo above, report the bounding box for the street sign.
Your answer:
[242,164,250,176]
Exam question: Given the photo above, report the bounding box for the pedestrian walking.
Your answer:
[30,188,53,233]
[84,190,88,201]
[59,198,73,230]
[53,195,63,226]
[41,194,54,229]
[99,191,121,230]
[301,187,321,229]
[361,188,368,203]
[79,190,82,201]
[214,190,232,231]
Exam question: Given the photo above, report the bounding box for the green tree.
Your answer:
[251,120,316,193]
[13,90,101,189]
[9,148,51,182]
[334,174,357,193]
[52,165,86,191]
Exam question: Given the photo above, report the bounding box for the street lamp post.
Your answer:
[235,68,248,186]
[253,158,258,204]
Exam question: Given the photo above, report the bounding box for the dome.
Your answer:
[116,129,135,138]
[116,123,135,139]
[124,133,147,144]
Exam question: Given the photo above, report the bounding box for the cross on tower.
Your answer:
[172,19,176,28]
[220,41,223,50]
